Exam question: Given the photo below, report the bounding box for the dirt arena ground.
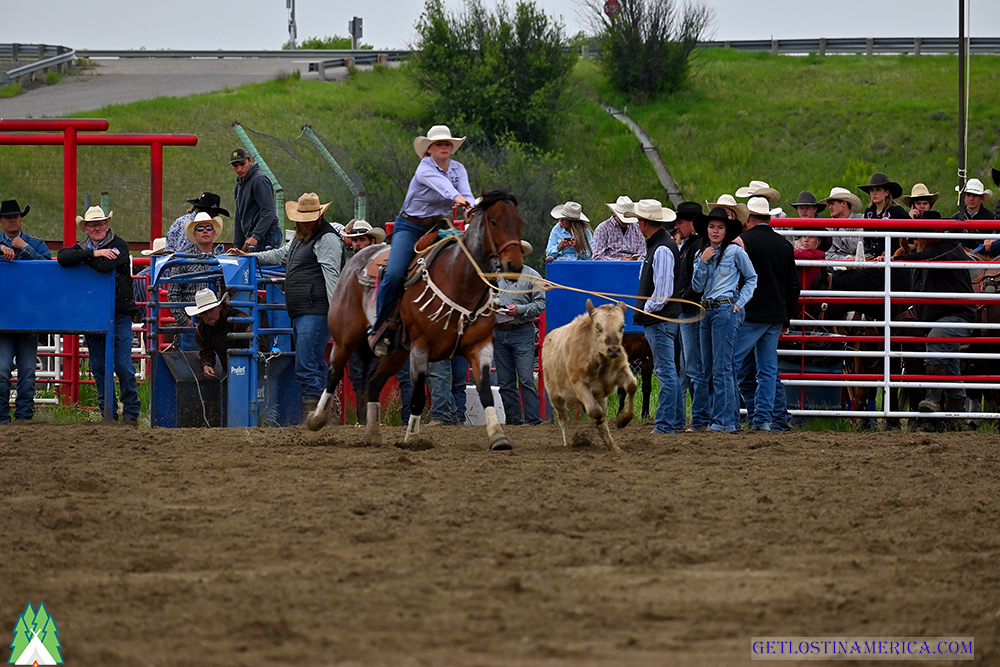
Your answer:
[2,421,998,666]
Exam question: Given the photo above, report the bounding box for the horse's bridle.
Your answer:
[478,206,521,258]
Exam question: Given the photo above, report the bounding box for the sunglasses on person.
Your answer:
[194,225,215,233]
[84,221,108,228]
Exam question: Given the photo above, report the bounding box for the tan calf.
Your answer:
[541,299,638,453]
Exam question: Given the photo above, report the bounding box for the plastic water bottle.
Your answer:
[855,240,865,263]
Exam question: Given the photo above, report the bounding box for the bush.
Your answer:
[283,35,373,50]
[410,0,577,147]
[587,0,714,100]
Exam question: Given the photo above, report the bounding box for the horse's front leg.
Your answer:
[468,340,512,451]
[405,347,430,443]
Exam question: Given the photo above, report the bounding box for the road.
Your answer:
[0,58,341,118]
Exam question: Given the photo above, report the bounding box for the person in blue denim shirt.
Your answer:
[545,202,593,261]
[691,208,758,433]
[0,199,52,424]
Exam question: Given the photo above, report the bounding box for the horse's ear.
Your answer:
[586,299,595,316]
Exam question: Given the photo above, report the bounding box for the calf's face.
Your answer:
[586,299,627,360]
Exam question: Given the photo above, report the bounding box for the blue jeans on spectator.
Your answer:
[737,352,792,431]
[644,320,682,433]
[678,313,710,429]
[292,314,329,400]
[178,331,197,352]
[374,215,427,331]
[927,316,969,400]
[733,320,783,430]
[397,363,412,422]
[494,325,541,425]
[0,333,39,423]
[428,357,469,424]
[250,227,283,252]
[85,316,140,421]
[700,306,741,432]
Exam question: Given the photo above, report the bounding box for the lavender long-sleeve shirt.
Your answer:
[401,156,474,218]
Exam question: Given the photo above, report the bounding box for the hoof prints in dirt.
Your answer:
[395,438,434,451]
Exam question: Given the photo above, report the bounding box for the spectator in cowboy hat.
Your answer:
[592,196,645,261]
[735,180,781,202]
[673,200,711,431]
[545,201,593,261]
[57,206,141,426]
[0,198,51,425]
[705,194,749,229]
[230,148,282,253]
[186,288,251,380]
[817,187,864,261]
[167,212,227,351]
[789,191,826,218]
[954,178,994,250]
[165,191,230,255]
[343,219,386,253]
[859,172,908,257]
[902,183,941,220]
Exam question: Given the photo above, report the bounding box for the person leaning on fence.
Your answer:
[229,192,344,418]
[545,201,593,261]
[902,183,941,220]
[57,206,141,426]
[894,226,975,432]
[817,187,863,261]
[165,191,230,255]
[230,147,282,253]
[789,191,825,220]
[859,172,908,258]
[592,196,644,261]
[953,178,994,251]
[494,240,545,426]
[0,199,52,425]
[167,212,226,352]
[186,288,251,380]
[368,125,473,358]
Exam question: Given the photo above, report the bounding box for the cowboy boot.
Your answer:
[302,396,319,423]
[944,396,968,432]
[916,364,946,432]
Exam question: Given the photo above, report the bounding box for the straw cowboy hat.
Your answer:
[75,206,112,231]
[746,196,783,217]
[0,199,29,218]
[694,207,742,241]
[706,194,749,224]
[901,183,940,207]
[184,288,224,317]
[344,219,386,244]
[859,173,903,199]
[550,201,590,222]
[957,178,994,202]
[413,125,466,158]
[633,199,677,224]
[141,237,169,256]
[606,195,638,223]
[789,191,827,213]
[817,186,863,211]
[735,180,781,202]
[285,192,332,222]
[185,191,230,217]
[185,211,224,244]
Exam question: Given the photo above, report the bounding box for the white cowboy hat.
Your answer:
[75,205,112,231]
[520,240,533,256]
[550,201,590,222]
[285,192,332,222]
[735,180,781,202]
[901,183,940,207]
[606,195,638,223]
[184,288,224,317]
[413,125,466,158]
[958,178,994,202]
[633,199,677,223]
[746,196,783,217]
[343,219,386,243]
[706,194,750,224]
[141,237,169,256]
[817,187,863,212]
[185,211,224,244]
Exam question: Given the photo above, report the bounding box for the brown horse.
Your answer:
[306,189,525,450]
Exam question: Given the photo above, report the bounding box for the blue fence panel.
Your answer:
[544,260,643,333]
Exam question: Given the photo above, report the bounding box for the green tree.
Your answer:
[587,0,714,100]
[8,605,33,660]
[411,0,576,147]
[34,603,62,663]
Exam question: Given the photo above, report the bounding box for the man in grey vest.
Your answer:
[230,193,344,417]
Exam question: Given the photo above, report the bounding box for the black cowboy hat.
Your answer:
[0,199,29,217]
[185,191,231,217]
[693,207,742,241]
[993,168,1000,188]
[675,200,704,221]
[858,172,903,199]
[789,190,827,213]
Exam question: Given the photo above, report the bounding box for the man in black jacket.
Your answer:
[230,148,281,252]
[57,206,141,426]
[673,201,710,431]
[733,197,801,431]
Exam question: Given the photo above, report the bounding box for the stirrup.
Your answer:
[367,321,397,358]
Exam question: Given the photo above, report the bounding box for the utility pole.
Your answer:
[349,16,362,50]
[957,0,967,216]
[287,0,297,49]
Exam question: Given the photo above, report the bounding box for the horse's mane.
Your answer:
[476,189,518,211]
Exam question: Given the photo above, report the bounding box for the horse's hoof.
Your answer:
[305,413,328,432]
[489,436,513,451]
[614,413,633,429]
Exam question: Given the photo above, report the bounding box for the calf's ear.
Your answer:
[616,301,627,315]
[586,299,595,316]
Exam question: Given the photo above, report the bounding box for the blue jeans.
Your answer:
[427,357,469,423]
[0,333,38,423]
[700,306,742,432]
[738,352,792,430]
[927,316,969,400]
[678,313,710,429]
[374,215,428,330]
[250,226,283,252]
[85,316,140,421]
[494,325,541,425]
[733,320,783,430]
[292,314,329,399]
[397,363,412,422]
[644,321,682,433]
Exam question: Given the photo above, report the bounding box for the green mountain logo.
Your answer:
[7,603,63,665]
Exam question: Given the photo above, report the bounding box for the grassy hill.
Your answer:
[1,50,999,263]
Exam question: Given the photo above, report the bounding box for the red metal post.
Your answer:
[150,141,163,241]
[61,126,81,405]
[0,119,108,132]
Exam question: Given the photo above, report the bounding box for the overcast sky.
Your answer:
[2,0,998,51]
